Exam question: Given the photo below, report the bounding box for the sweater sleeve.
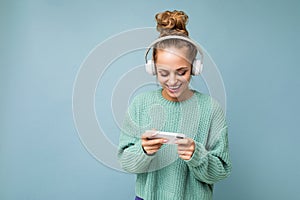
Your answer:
[117,96,155,173]
[185,100,232,184]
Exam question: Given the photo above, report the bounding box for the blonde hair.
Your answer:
[153,10,197,63]
[156,10,189,37]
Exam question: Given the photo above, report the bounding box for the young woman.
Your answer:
[118,10,232,200]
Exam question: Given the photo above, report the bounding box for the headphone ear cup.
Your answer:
[145,60,156,75]
[192,59,203,76]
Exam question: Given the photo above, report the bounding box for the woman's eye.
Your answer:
[159,72,169,77]
[177,71,187,76]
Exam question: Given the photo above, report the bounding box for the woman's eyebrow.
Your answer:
[156,66,189,72]
[176,67,189,71]
[157,69,169,72]
[156,66,170,71]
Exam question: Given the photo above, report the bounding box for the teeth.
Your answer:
[168,85,180,90]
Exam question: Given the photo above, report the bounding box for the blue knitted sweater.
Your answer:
[118,89,232,200]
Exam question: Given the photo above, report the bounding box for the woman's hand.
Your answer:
[141,131,167,155]
[176,138,195,160]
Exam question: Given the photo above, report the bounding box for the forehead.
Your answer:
[155,48,191,68]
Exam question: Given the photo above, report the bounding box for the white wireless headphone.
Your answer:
[145,35,204,76]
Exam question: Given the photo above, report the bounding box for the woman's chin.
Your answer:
[163,89,183,101]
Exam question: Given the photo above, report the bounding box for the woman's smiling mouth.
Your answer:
[167,84,182,93]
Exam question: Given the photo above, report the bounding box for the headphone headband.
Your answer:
[145,35,204,63]
[144,35,204,76]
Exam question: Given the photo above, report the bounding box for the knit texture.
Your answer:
[118,89,232,200]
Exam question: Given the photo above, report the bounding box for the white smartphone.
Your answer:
[146,130,186,144]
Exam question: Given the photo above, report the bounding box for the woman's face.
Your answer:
[155,47,193,102]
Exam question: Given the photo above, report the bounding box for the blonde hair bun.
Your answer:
[155,10,189,37]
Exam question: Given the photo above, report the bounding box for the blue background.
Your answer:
[1,0,299,199]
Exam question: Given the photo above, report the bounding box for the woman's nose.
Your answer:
[168,73,177,85]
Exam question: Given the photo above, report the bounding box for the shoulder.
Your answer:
[127,89,160,110]
[193,91,225,114]
[130,90,159,104]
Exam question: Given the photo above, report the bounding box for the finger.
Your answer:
[143,143,162,154]
[141,130,157,139]
[177,150,193,156]
[146,149,158,155]
[179,154,192,160]
[175,138,190,145]
[177,150,193,158]
[177,145,194,151]
[143,144,162,150]
[177,145,187,151]
[142,138,167,146]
